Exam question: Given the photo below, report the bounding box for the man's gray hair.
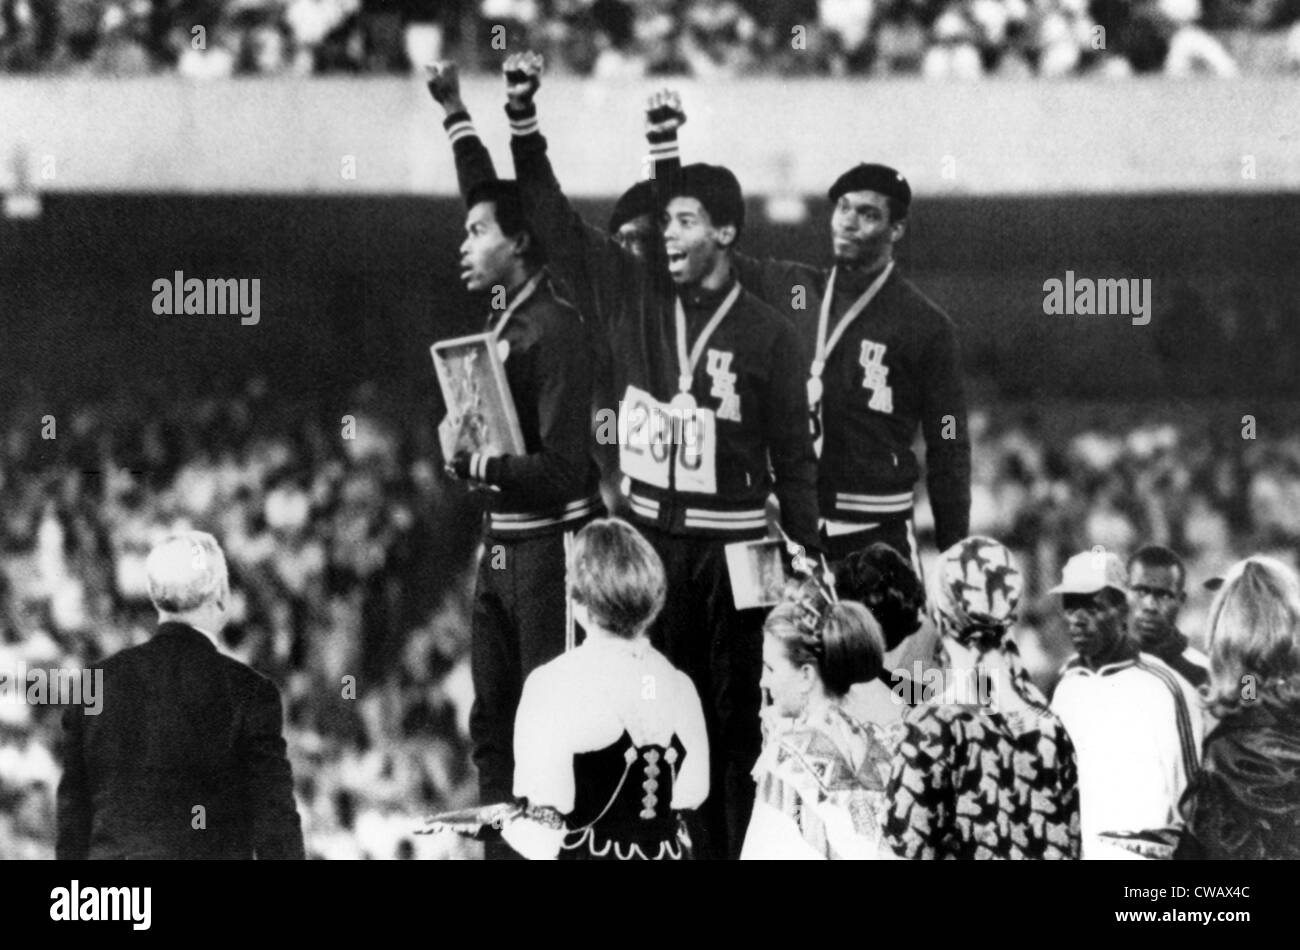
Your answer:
[146,531,229,614]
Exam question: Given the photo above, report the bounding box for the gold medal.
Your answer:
[674,286,740,423]
[671,391,697,413]
[807,376,823,407]
[812,263,893,409]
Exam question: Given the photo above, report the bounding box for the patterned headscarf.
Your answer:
[933,536,1048,714]
[934,536,1023,650]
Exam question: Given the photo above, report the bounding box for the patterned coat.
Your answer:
[742,702,902,860]
[883,693,1082,860]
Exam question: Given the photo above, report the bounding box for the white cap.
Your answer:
[1049,550,1127,597]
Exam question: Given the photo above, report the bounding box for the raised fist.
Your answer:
[425,61,464,112]
[448,450,474,481]
[645,89,686,138]
[502,51,544,109]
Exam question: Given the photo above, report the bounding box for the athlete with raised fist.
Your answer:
[502,51,820,860]
[643,94,971,574]
[426,60,603,858]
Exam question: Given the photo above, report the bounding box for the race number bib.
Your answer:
[619,385,717,494]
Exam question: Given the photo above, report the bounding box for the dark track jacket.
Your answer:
[442,111,602,540]
[499,103,820,552]
[651,128,970,551]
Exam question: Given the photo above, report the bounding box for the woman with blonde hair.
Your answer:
[741,576,900,859]
[484,517,709,860]
[1175,555,1300,859]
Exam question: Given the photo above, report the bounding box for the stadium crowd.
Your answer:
[1,378,1296,857]
[2,0,1298,76]
[0,380,484,859]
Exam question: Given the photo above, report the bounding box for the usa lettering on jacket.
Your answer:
[706,349,741,422]
[859,339,893,413]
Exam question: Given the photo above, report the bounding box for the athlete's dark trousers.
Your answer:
[822,515,920,578]
[469,529,574,860]
[638,525,765,861]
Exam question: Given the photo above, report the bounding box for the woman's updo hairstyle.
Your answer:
[764,578,885,698]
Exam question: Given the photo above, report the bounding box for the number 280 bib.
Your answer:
[618,385,718,494]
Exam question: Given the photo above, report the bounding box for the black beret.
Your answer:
[828,163,911,217]
[662,163,745,233]
[608,180,655,233]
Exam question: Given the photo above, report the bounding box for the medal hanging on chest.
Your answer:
[806,373,824,409]
[670,386,697,414]
[808,262,894,453]
[674,283,741,413]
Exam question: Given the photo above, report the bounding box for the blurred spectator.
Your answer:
[680,0,759,75]
[402,0,445,73]
[872,5,929,73]
[285,0,361,72]
[921,5,984,77]
[89,1,153,73]
[176,18,238,76]
[0,0,1277,74]
[819,0,877,74]
[1161,0,1239,72]
[245,17,293,73]
[1032,0,1095,76]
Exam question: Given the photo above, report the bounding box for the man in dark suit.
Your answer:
[57,531,305,859]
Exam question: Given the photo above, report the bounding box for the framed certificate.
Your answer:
[725,538,789,610]
[430,332,525,463]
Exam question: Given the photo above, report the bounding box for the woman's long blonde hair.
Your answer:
[1204,555,1300,715]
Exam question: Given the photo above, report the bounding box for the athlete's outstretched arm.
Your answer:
[644,89,822,316]
[644,88,684,185]
[426,60,498,200]
[504,52,640,329]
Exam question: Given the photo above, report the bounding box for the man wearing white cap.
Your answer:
[1049,549,1204,859]
[57,531,304,859]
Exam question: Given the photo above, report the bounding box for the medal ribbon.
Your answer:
[486,271,544,339]
[809,261,894,383]
[674,282,742,395]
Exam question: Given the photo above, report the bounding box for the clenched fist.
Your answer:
[645,89,686,138]
[502,51,544,110]
[425,61,464,113]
